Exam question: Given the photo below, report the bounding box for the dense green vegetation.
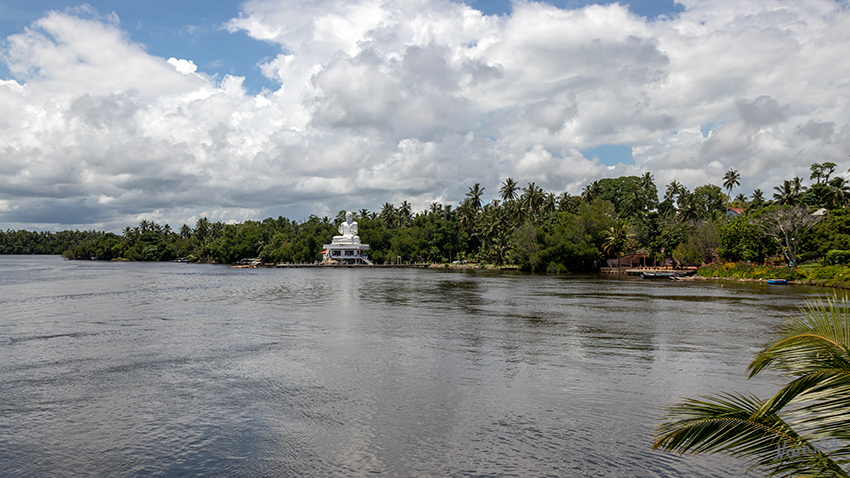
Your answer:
[697,263,807,281]
[3,162,850,272]
[0,229,106,255]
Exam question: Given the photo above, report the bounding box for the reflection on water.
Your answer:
[0,256,833,477]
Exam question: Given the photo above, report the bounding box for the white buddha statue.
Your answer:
[332,211,360,244]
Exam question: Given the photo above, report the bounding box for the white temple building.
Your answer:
[322,212,371,265]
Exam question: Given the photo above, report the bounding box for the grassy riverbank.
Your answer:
[698,262,850,289]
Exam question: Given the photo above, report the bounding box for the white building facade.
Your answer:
[322,212,371,265]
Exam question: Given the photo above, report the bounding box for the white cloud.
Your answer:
[2,0,850,230]
[167,58,198,75]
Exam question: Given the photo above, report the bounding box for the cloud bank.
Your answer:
[2,0,850,230]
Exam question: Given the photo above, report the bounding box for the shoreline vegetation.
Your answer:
[695,263,850,290]
[3,163,850,276]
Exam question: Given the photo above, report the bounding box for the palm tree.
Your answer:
[676,190,699,222]
[521,182,544,219]
[557,192,576,213]
[826,177,850,209]
[602,221,635,258]
[723,168,741,197]
[380,203,396,227]
[179,224,192,239]
[195,217,210,241]
[398,201,412,226]
[500,178,519,202]
[581,181,600,202]
[791,176,807,196]
[488,231,511,266]
[655,296,850,477]
[466,183,485,211]
[665,180,683,202]
[774,180,801,206]
[542,192,557,215]
[458,202,476,233]
[640,172,655,190]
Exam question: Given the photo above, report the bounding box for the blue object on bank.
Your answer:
[767,279,788,284]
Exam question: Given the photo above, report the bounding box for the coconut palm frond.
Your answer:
[657,297,850,476]
[654,392,849,477]
[749,297,850,378]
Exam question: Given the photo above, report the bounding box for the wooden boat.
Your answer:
[641,271,679,279]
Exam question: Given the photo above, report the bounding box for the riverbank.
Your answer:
[696,262,850,290]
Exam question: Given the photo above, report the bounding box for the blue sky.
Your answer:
[1,0,848,230]
[1,0,685,94]
[0,1,280,92]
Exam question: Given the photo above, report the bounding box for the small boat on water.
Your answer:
[767,279,788,284]
[641,271,680,279]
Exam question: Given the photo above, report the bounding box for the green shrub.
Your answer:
[698,262,806,281]
[804,265,850,283]
[825,250,850,265]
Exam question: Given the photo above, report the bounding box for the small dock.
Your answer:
[600,267,698,278]
[274,263,431,268]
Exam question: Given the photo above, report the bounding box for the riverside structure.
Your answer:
[322,211,371,265]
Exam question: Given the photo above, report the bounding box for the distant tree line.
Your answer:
[0,229,106,255]
[4,161,850,271]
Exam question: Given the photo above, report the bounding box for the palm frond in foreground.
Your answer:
[654,296,850,477]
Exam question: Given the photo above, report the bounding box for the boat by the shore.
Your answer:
[640,270,697,280]
[641,271,680,279]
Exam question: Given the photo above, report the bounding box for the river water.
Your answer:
[0,255,833,477]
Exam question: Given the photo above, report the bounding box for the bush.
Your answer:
[698,262,806,281]
[825,250,850,266]
[804,265,850,285]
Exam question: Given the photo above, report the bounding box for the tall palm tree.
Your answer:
[581,181,600,202]
[466,183,485,211]
[500,178,518,202]
[655,296,850,477]
[195,217,210,241]
[380,203,396,227]
[602,221,635,257]
[774,180,801,206]
[521,182,544,219]
[676,190,699,222]
[826,177,850,209]
[723,168,741,197]
[557,192,576,213]
[640,172,655,190]
[542,192,556,215]
[458,202,476,233]
[665,180,683,202]
[179,224,192,239]
[791,176,807,196]
[398,201,412,226]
